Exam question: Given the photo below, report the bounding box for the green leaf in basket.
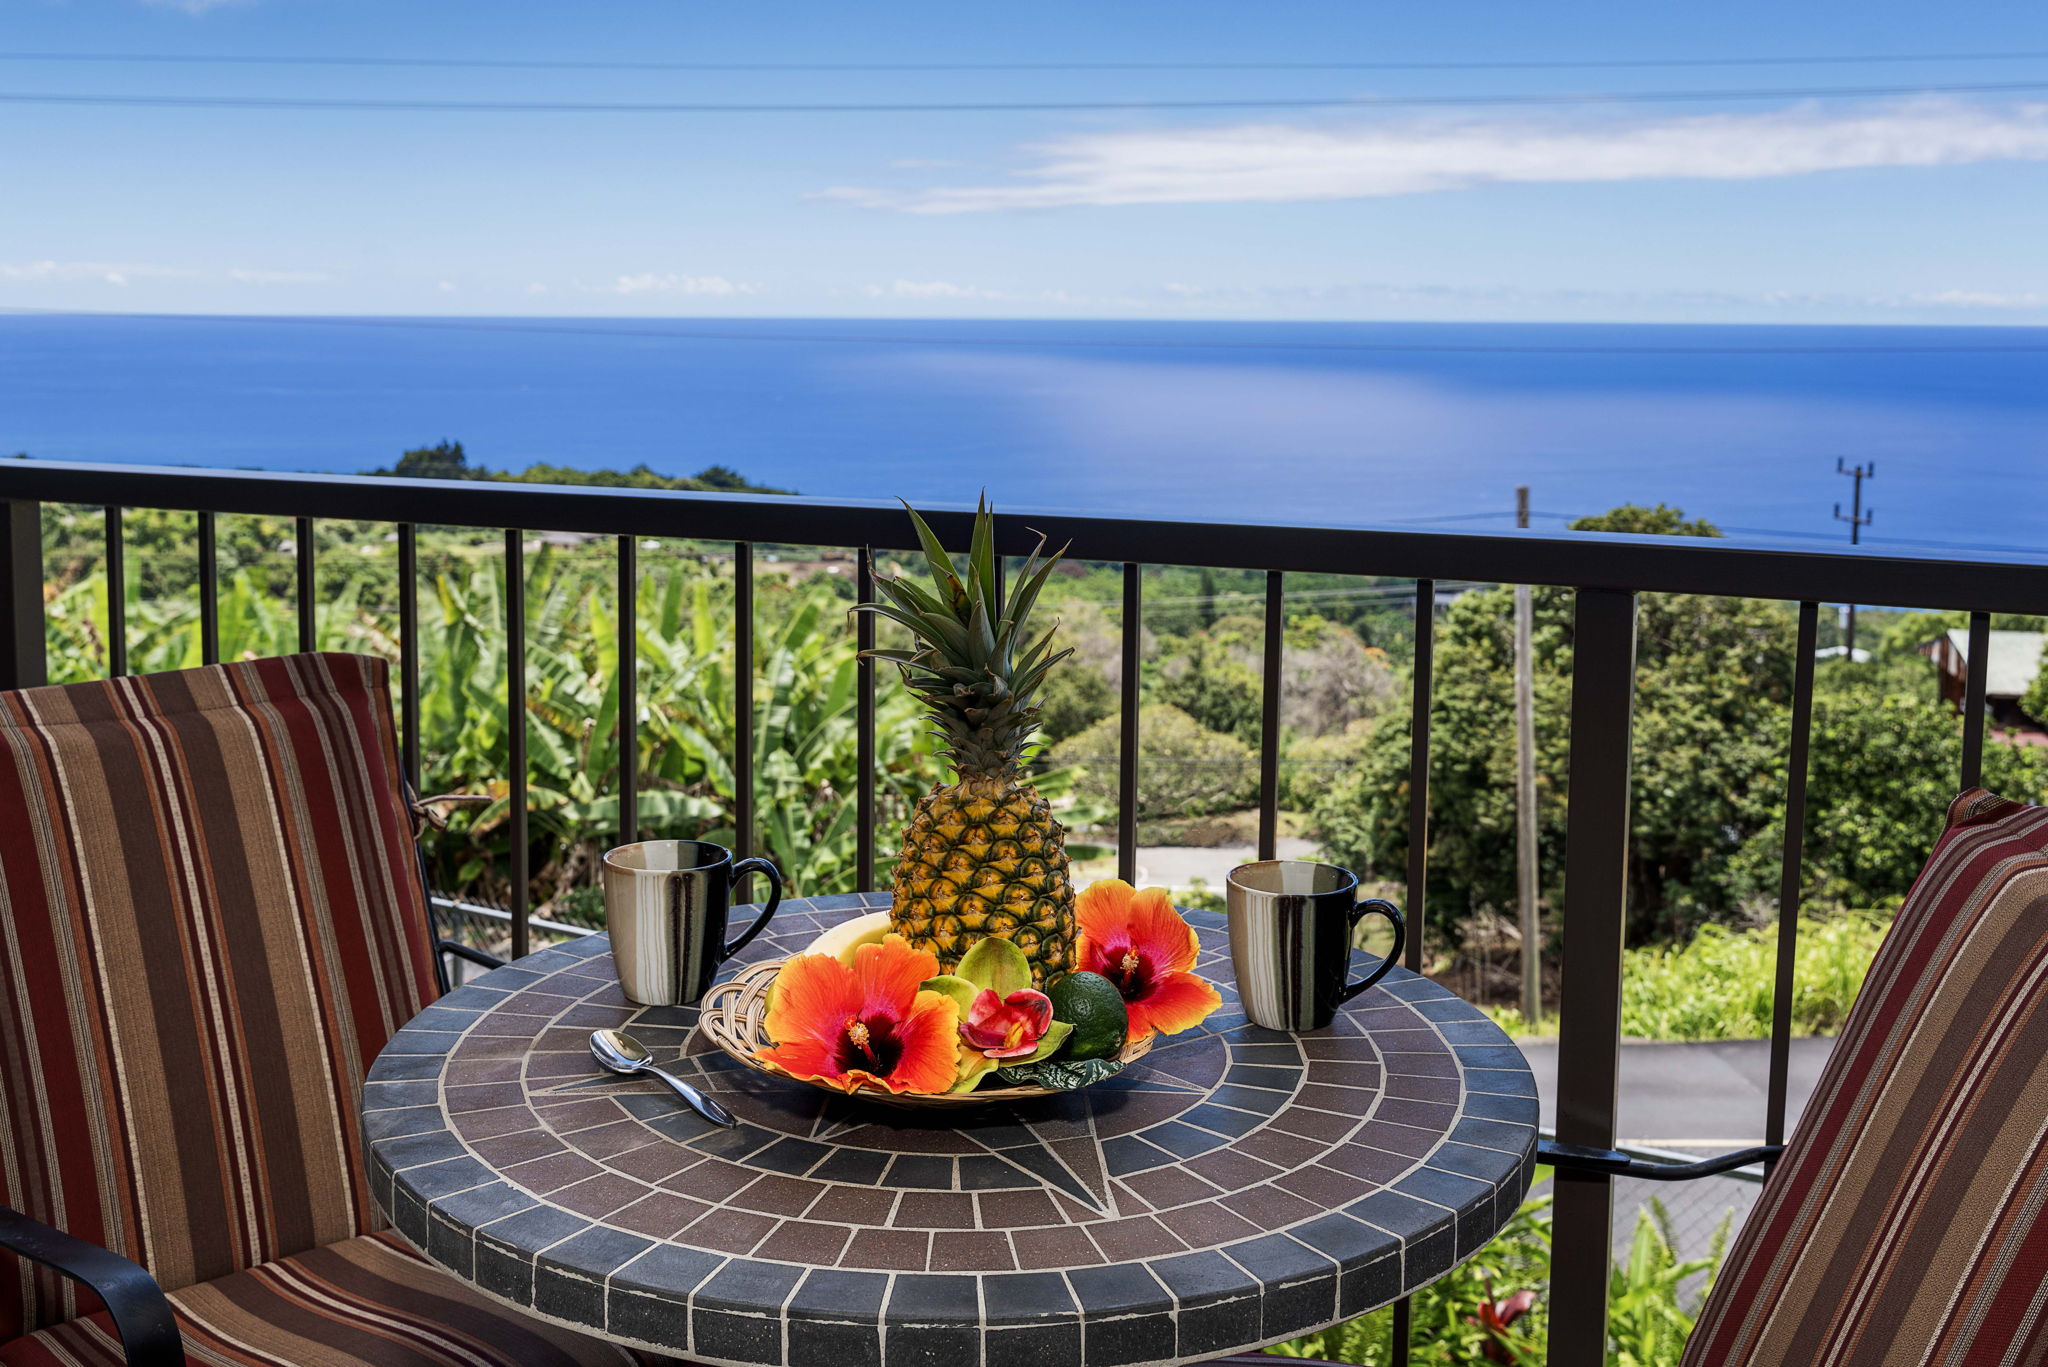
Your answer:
[1017,1019,1071,1065]
[951,1055,999,1093]
[996,1055,1125,1091]
[920,974,981,1015]
[954,936,1033,998]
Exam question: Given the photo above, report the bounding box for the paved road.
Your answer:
[1519,1036,1836,1152]
[1133,838,1317,889]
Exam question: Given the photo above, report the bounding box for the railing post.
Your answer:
[1118,563,1141,883]
[856,547,877,892]
[1257,571,1283,862]
[104,506,126,677]
[618,535,639,847]
[399,524,421,793]
[1547,587,1638,1367]
[198,510,220,666]
[296,515,316,653]
[1766,602,1820,1156]
[1960,610,1991,790]
[2,500,45,691]
[505,529,529,961]
[734,543,755,863]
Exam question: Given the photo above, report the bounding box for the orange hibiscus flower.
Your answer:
[759,936,962,1094]
[1075,879,1222,1041]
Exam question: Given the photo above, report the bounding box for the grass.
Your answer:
[1489,911,1890,1041]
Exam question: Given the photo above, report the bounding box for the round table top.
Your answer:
[363,893,1538,1367]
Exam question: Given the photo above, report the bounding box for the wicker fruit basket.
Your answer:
[698,959,1153,1109]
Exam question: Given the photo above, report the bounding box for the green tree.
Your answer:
[1314,505,2048,944]
[1036,659,1115,746]
[1570,503,1720,538]
[2023,639,2048,727]
[1051,703,1257,821]
[1728,688,2048,906]
[392,440,478,480]
[1156,632,1262,744]
[1313,506,1799,941]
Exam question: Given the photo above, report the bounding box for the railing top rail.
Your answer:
[7,458,2047,614]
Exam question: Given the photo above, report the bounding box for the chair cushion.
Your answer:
[1683,788,2048,1366]
[0,1230,688,1366]
[0,656,440,1341]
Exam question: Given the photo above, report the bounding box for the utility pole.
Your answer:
[1834,459,1875,661]
[1514,486,1541,1025]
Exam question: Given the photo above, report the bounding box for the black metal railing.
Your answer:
[1,458,2037,1367]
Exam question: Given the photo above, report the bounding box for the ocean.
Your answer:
[4,313,2045,554]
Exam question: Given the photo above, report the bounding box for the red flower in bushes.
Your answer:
[1468,1281,1540,1363]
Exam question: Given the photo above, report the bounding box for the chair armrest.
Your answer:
[438,939,507,973]
[0,1206,183,1366]
[1538,1139,1782,1181]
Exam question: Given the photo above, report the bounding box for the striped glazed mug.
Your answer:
[1225,861,1405,1031]
[602,840,784,1006]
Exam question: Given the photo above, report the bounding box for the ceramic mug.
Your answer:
[1225,860,1405,1031]
[601,840,784,1006]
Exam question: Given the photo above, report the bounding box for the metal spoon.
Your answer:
[589,1029,737,1128]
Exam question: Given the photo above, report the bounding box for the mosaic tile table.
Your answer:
[362,894,1538,1367]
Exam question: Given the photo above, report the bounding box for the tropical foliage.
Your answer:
[41,529,942,916]
[1488,911,1889,1041]
[1272,1182,1733,1366]
[37,491,2036,1020]
[1309,507,2048,946]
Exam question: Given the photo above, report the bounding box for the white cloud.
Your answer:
[140,0,257,12]
[821,98,2048,213]
[226,268,329,285]
[864,279,1009,300]
[1904,288,2045,309]
[0,259,190,285]
[437,281,457,293]
[597,273,759,297]
[0,260,332,289]
[525,282,550,294]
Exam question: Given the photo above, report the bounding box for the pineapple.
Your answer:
[858,499,1077,986]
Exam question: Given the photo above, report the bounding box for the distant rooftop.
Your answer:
[1936,629,2046,700]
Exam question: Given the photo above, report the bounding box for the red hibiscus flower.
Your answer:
[759,936,962,1094]
[1075,879,1222,1041]
[960,987,1055,1059]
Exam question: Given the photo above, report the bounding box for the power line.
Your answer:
[6,77,2048,115]
[7,309,2048,355]
[5,48,2048,74]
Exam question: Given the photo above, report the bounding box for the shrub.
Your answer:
[42,546,945,911]
[1487,911,1889,1040]
[1036,658,1115,746]
[1273,1185,1731,1366]
[1050,703,1257,821]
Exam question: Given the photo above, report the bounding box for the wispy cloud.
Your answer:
[594,273,760,297]
[0,260,190,285]
[822,98,2048,213]
[1902,288,2045,309]
[2,260,329,287]
[864,279,1008,300]
[140,0,258,13]
[226,267,330,285]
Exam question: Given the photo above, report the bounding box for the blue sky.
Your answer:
[6,0,2048,323]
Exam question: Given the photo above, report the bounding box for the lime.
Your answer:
[1048,971,1129,1060]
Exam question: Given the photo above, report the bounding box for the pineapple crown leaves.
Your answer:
[852,497,1075,774]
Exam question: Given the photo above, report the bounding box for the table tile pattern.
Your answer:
[364,894,1538,1367]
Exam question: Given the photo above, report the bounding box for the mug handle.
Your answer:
[1339,898,1407,1004]
[720,856,784,960]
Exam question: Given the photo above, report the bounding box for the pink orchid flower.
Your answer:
[959,987,1054,1059]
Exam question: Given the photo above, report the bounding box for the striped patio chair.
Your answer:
[0,654,681,1367]
[1676,786,2048,1366]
